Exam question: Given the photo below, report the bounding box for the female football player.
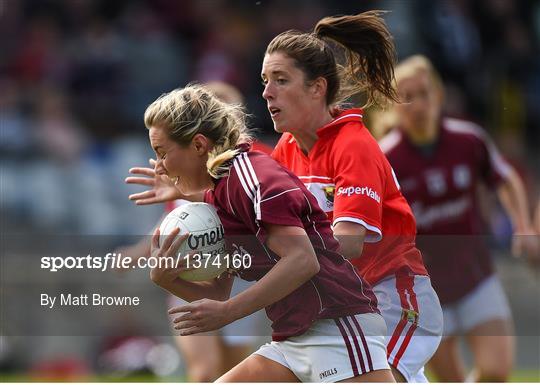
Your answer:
[264,12,443,382]
[379,55,538,381]
[120,82,269,382]
[145,83,394,382]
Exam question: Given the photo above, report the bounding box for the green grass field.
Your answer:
[1,369,539,383]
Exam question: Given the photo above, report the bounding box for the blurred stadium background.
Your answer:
[1,0,539,381]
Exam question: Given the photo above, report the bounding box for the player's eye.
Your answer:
[261,79,268,86]
[276,78,287,85]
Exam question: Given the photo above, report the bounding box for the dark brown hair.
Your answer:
[266,11,398,108]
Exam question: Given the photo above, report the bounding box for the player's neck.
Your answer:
[293,110,333,155]
[407,122,439,146]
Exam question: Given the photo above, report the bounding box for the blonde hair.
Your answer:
[368,55,443,140]
[365,106,399,140]
[394,55,443,91]
[144,84,252,178]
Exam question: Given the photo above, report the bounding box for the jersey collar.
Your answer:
[316,108,364,137]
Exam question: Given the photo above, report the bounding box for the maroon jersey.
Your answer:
[380,118,512,304]
[205,148,379,341]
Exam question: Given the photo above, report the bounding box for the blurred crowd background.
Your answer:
[2,0,539,235]
[1,0,539,381]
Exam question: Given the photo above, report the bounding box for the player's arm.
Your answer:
[149,228,234,301]
[114,236,151,271]
[496,168,539,260]
[475,129,539,262]
[225,224,320,321]
[331,131,384,259]
[333,221,367,259]
[534,200,540,235]
[168,224,321,335]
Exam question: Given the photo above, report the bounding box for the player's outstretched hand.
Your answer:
[126,158,182,205]
[511,230,540,270]
[169,299,233,335]
[149,227,194,286]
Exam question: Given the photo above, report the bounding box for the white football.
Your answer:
[158,202,227,281]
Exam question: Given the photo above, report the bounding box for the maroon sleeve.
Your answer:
[228,152,307,240]
[474,130,512,188]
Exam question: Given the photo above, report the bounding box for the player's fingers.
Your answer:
[161,228,181,253]
[177,264,197,273]
[172,312,198,324]
[135,198,164,206]
[168,233,189,259]
[168,303,195,315]
[129,167,155,177]
[179,326,202,336]
[174,320,199,330]
[151,228,160,249]
[129,190,155,201]
[125,177,154,186]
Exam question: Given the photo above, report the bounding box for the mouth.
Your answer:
[268,106,281,119]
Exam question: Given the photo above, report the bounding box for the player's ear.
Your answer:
[191,134,211,155]
[311,77,328,100]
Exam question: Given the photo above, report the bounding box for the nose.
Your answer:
[155,158,167,175]
[411,98,427,115]
[262,83,273,101]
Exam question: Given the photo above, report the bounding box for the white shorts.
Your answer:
[168,278,263,346]
[442,274,512,337]
[373,273,443,382]
[254,313,389,383]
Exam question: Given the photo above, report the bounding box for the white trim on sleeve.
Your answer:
[333,216,382,243]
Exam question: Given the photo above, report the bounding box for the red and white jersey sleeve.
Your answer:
[331,124,386,242]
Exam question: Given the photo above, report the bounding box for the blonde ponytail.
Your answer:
[144,84,253,178]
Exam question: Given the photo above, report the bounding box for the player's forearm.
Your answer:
[129,219,164,262]
[497,170,534,233]
[333,221,367,259]
[130,237,152,261]
[335,234,364,259]
[225,250,319,322]
[158,275,231,302]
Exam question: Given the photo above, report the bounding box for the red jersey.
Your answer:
[251,140,273,154]
[205,148,378,341]
[380,117,512,304]
[272,109,427,286]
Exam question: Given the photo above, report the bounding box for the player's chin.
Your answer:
[175,180,192,195]
[272,121,286,134]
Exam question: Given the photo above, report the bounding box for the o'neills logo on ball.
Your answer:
[187,225,225,250]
